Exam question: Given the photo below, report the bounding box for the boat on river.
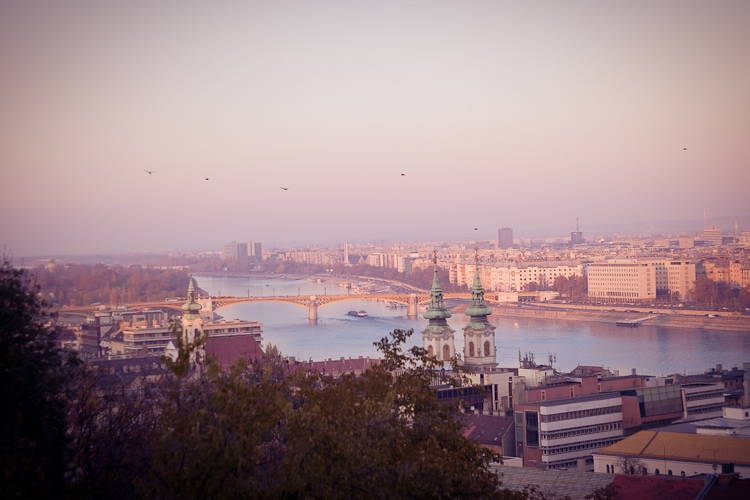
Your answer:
[347,310,368,317]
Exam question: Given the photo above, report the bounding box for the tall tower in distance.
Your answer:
[498,227,513,249]
[570,218,585,245]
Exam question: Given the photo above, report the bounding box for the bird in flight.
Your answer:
[683,147,687,151]
[474,228,478,231]
[401,173,405,176]
[205,177,210,181]
[144,170,155,174]
[280,187,289,190]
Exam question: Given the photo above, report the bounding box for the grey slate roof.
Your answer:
[491,465,615,500]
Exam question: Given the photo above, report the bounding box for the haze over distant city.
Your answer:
[1,1,749,257]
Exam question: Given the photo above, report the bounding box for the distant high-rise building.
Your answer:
[498,227,513,248]
[222,241,247,261]
[247,241,263,262]
[702,225,722,246]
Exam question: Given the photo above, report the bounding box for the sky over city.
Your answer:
[2,0,749,256]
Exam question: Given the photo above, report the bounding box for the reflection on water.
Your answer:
[195,275,750,376]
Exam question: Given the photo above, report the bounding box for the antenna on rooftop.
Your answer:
[576,217,580,233]
[704,207,707,230]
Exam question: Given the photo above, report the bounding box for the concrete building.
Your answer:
[498,227,514,249]
[703,225,722,246]
[452,261,582,292]
[587,260,657,303]
[681,382,727,420]
[593,430,750,478]
[247,241,262,262]
[515,393,626,471]
[513,371,686,471]
[662,260,697,302]
[222,241,248,261]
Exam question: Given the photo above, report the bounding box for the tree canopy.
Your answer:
[0,259,80,497]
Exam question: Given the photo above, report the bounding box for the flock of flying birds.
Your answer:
[143,148,688,233]
[142,170,410,191]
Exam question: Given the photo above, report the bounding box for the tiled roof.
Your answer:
[597,430,750,466]
[611,474,705,500]
[704,474,750,499]
[462,414,514,445]
[205,335,264,370]
[491,465,614,500]
[300,357,378,377]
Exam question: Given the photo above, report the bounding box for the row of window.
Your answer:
[605,465,688,477]
[540,405,622,423]
[540,421,621,440]
[685,390,723,401]
[541,437,622,456]
[687,404,725,415]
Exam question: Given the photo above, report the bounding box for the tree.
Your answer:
[0,258,80,498]
[137,329,519,498]
[614,455,648,475]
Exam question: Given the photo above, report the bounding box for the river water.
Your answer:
[194,275,750,377]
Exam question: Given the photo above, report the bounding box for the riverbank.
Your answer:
[473,304,750,333]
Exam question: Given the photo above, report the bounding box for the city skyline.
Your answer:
[2,1,749,256]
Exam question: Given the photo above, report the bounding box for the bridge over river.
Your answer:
[57,292,486,321]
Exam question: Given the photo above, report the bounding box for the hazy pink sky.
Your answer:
[2,1,749,256]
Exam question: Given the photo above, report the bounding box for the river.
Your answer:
[194,274,750,377]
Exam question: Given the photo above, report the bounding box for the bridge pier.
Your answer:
[407,293,419,319]
[308,296,318,323]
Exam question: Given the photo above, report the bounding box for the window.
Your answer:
[469,342,475,357]
[484,341,490,356]
[525,411,539,447]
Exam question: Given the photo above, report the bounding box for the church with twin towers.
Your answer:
[422,250,497,369]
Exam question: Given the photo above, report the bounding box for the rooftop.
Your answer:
[597,431,750,466]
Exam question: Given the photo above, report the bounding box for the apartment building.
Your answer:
[498,227,514,249]
[587,260,657,303]
[681,382,727,420]
[222,241,248,261]
[452,261,582,292]
[123,317,263,355]
[514,373,687,471]
[663,260,697,301]
[515,393,626,471]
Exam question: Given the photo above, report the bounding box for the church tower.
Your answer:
[179,275,205,365]
[463,249,497,369]
[422,250,455,364]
